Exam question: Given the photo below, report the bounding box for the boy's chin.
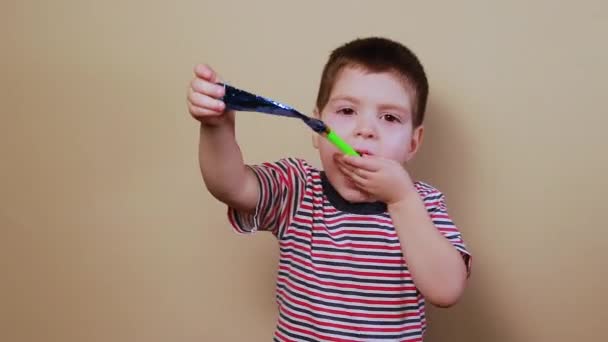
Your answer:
[336,184,376,203]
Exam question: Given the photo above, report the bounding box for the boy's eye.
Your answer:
[337,108,355,115]
[382,114,401,123]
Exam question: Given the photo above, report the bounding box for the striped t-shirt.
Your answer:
[228,157,471,342]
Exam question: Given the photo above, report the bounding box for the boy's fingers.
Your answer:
[188,102,224,117]
[335,156,356,173]
[336,163,351,176]
[191,78,225,98]
[345,169,370,190]
[342,155,380,171]
[193,64,210,79]
[188,89,225,112]
[194,64,220,82]
[350,173,368,187]
[337,164,356,181]
[336,161,372,181]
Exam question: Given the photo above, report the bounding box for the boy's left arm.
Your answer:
[336,154,470,307]
[387,192,469,307]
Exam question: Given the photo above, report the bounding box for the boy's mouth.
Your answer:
[355,149,373,156]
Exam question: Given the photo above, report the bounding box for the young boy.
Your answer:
[187,37,471,342]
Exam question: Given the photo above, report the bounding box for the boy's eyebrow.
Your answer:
[379,103,411,115]
[328,95,360,104]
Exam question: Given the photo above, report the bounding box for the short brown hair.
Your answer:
[315,37,429,127]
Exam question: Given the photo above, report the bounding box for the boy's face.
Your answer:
[313,66,423,203]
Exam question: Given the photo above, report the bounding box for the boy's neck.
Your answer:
[320,171,387,215]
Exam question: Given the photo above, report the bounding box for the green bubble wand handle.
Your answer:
[325,129,359,156]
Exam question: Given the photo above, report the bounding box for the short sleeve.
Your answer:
[420,187,472,277]
[227,157,308,238]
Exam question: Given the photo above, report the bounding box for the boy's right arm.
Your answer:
[187,64,258,213]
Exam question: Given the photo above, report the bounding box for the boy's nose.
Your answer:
[354,116,377,139]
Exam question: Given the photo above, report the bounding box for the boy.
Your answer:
[187,37,471,341]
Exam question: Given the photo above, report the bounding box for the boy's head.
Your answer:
[312,37,429,203]
[315,37,428,128]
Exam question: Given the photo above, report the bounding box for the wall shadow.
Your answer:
[410,98,521,342]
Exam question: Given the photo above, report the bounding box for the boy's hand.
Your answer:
[335,154,416,205]
[187,64,234,126]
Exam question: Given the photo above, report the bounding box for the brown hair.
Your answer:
[315,37,429,127]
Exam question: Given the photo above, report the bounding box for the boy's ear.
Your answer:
[407,125,424,160]
[312,108,320,149]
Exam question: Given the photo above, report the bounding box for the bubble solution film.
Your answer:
[220,83,359,156]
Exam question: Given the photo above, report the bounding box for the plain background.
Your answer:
[2,1,607,341]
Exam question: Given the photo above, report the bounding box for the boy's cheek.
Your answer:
[323,111,346,127]
[327,119,355,140]
[319,137,340,154]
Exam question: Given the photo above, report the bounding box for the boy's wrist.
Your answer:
[199,116,234,134]
[198,109,235,130]
[387,190,420,213]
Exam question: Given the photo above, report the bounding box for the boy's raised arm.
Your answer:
[188,64,259,212]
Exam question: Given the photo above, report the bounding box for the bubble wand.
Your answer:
[220,83,359,157]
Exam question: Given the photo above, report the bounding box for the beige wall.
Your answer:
[2,1,607,341]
